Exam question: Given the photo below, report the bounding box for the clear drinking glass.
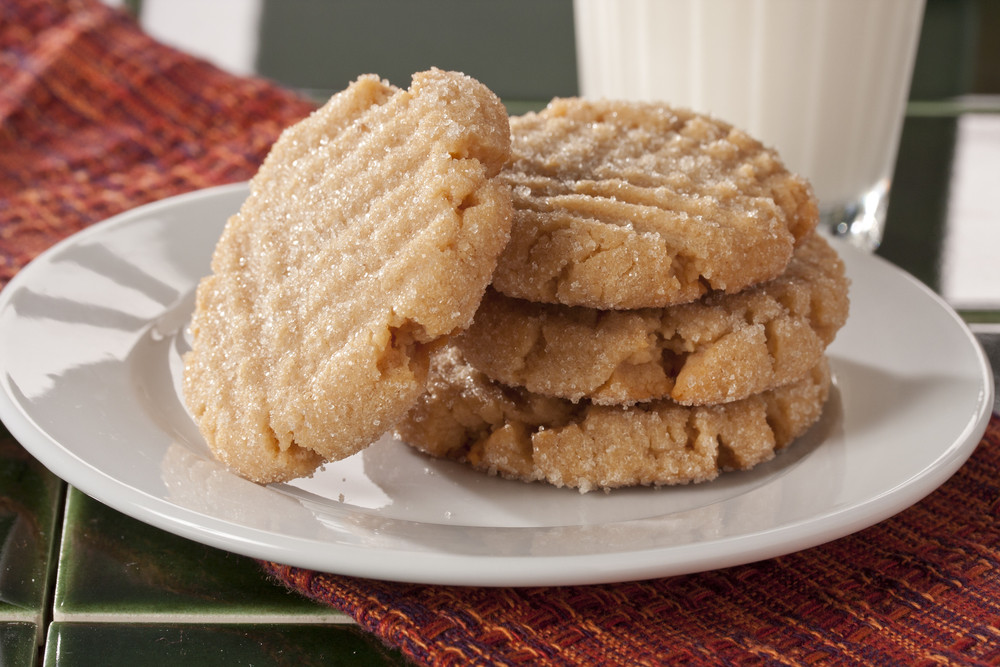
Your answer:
[574,0,925,251]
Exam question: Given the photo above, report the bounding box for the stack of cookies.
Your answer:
[183,72,849,493]
[396,99,849,492]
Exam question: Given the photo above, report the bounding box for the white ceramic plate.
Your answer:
[0,183,993,586]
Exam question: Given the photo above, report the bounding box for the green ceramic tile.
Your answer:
[973,330,1000,414]
[55,488,345,622]
[1,621,39,667]
[0,431,64,630]
[909,0,980,99]
[879,115,957,291]
[256,0,577,101]
[43,622,409,667]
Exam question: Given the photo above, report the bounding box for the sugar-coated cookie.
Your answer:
[492,98,818,309]
[396,347,831,492]
[183,69,512,483]
[459,233,847,406]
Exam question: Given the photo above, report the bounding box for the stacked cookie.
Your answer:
[396,99,849,492]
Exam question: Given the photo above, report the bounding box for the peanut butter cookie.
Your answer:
[184,69,512,483]
[458,233,847,406]
[396,347,832,492]
[492,98,818,309]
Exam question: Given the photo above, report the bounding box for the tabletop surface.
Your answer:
[1,1,999,665]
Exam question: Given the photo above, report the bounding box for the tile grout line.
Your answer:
[49,612,356,625]
[39,480,69,661]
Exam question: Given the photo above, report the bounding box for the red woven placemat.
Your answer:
[267,416,1000,666]
[0,0,314,290]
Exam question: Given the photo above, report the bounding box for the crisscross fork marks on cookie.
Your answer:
[184,69,513,483]
[492,98,818,309]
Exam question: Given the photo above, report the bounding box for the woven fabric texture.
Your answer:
[0,0,315,289]
[268,415,1000,666]
[4,2,999,665]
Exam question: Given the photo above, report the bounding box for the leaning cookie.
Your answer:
[491,98,819,309]
[458,232,848,406]
[183,69,512,484]
[395,347,832,492]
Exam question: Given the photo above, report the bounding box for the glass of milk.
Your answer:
[573,0,925,251]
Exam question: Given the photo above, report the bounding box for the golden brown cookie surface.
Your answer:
[458,233,848,406]
[491,98,818,309]
[183,69,512,483]
[396,347,832,492]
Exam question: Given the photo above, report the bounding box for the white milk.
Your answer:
[574,0,925,249]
